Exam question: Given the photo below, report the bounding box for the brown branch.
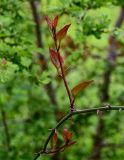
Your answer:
[89,6,124,160]
[29,0,58,112]
[58,51,73,106]
[1,109,11,151]
[51,20,74,111]
[30,2,61,159]
[33,105,124,160]
[54,38,73,110]
[115,6,124,27]
[30,0,43,48]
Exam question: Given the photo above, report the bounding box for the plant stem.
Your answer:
[1,109,11,151]
[58,52,73,105]
[33,105,124,160]
[30,0,59,113]
[54,38,73,109]
[89,6,124,160]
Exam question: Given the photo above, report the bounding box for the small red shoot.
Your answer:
[53,16,58,28]
[45,16,53,30]
[62,128,72,144]
[45,16,58,31]
[51,130,58,147]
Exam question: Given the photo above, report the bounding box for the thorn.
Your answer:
[48,128,55,131]
[75,109,81,112]
[58,74,62,78]
[48,128,52,131]
[119,108,122,112]
[97,110,103,116]
[106,104,111,109]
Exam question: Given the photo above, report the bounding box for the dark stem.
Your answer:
[115,6,124,27]
[33,105,124,160]
[29,0,59,112]
[1,109,11,151]
[58,52,73,105]
[30,0,43,48]
[89,6,124,160]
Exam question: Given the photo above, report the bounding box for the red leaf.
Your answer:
[62,128,72,144]
[51,130,58,145]
[46,16,58,30]
[49,48,59,68]
[45,16,52,30]
[49,48,63,69]
[71,80,93,97]
[53,16,58,28]
[56,24,71,41]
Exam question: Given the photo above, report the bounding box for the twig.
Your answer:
[53,25,74,110]
[58,51,72,105]
[1,109,11,151]
[30,0,43,48]
[34,105,124,160]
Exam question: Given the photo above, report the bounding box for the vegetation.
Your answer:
[0,0,124,160]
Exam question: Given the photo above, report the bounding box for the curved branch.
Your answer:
[34,105,124,160]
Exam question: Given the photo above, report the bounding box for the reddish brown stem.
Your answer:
[53,30,74,111]
[58,52,73,105]
[53,33,73,110]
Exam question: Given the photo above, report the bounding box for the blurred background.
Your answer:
[0,0,124,160]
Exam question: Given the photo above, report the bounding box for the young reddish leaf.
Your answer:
[53,16,58,28]
[56,24,71,41]
[45,16,52,30]
[49,48,63,69]
[46,16,58,30]
[71,80,93,97]
[62,128,72,144]
[51,130,58,145]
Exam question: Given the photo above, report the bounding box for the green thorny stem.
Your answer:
[33,105,124,160]
[53,29,74,112]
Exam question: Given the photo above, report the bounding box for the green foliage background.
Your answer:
[0,0,124,160]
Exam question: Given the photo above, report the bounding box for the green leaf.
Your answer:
[38,71,51,84]
[0,59,19,83]
[21,57,32,68]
